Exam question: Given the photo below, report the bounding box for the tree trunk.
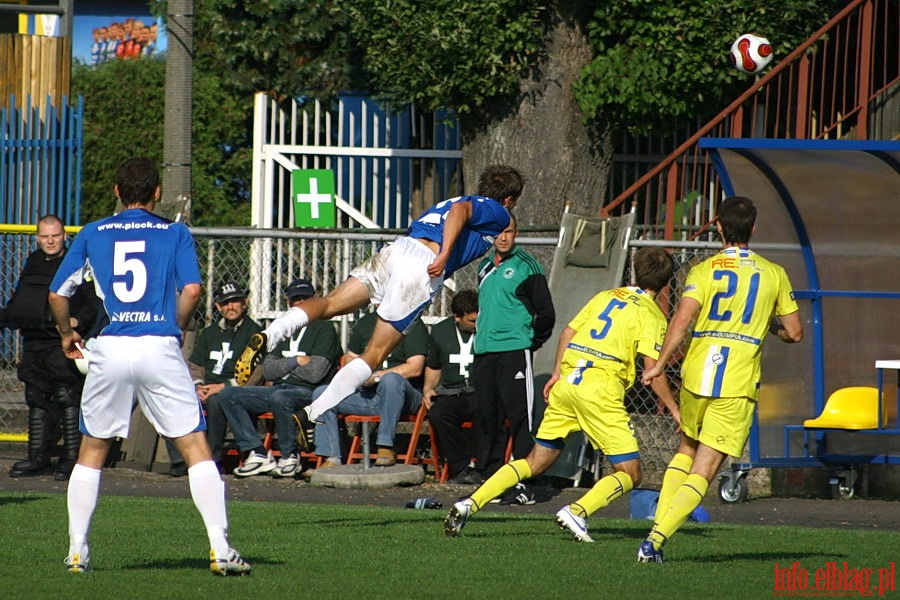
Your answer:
[459,0,611,227]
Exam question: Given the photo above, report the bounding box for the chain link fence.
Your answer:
[0,230,57,439]
[1,225,725,486]
[625,238,717,486]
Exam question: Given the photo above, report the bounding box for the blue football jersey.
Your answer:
[50,209,202,338]
[406,195,510,277]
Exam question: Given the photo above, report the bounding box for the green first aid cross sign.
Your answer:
[292,169,336,228]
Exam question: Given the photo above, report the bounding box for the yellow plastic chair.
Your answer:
[803,386,881,429]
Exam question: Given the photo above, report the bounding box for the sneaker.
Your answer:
[291,408,316,453]
[209,547,252,576]
[498,482,535,505]
[233,451,276,477]
[64,546,90,573]
[555,505,595,543]
[235,332,268,386]
[443,498,474,537]
[637,540,664,564]
[272,454,301,478]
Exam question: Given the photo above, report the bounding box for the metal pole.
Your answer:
[361,422,372,470]
[162,0,193,220]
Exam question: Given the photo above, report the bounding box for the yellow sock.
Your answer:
[470,459,532,511]
[570,471,633,518]
[653,453,693,524]
[647,473,708,549]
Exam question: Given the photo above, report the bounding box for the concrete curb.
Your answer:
[309,464,424,489]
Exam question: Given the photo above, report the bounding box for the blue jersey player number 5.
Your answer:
[50,210,202,339]
[113,241,148,303]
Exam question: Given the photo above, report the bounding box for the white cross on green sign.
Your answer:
[292,169,336,228]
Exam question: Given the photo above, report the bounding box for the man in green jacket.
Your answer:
[471,214,555,503]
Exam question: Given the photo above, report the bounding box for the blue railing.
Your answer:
[1,95,84,226]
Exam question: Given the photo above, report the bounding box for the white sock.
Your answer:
[264,306,310,351]
[67,464,101,551]
[188,460,230,555]
[307,358,373,421]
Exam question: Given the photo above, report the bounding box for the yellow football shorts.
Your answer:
[680,387,756,457]
[537,369,639,462]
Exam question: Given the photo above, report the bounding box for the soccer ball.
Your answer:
[730,33,774,74]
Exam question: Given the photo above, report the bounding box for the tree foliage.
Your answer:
[575,0,836,133]
[73,59,166,223]
[204,0,834,135]
[343,0,546,116]
[88,0,841,227]
[191,0,363,102]
[72,57,252,226]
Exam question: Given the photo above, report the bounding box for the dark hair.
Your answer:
[475,165,524,202]
[633,247,675,293]
[450,289,478,317]
[716,196,756,245]
[115,156,160,205]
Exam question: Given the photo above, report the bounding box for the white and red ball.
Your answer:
[730,33,774,74]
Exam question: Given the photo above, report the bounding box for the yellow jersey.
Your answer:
[681,247,798,399]
[562,286,667,389]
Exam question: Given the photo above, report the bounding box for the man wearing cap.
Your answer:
[165,281,262,475]
[217,278,342,478]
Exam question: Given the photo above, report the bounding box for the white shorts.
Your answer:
[350,236,443,332]
[79,335,205,439]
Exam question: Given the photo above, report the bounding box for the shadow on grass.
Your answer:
[121,555,284,571]
[0,493,53,507]
[590,522,717,540]
[689,550,845,563]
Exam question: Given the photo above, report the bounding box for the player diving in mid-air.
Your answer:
[235,165,524,452]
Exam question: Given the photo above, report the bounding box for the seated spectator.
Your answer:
[218,279,341,478]
[166,281,261,476]
[312,310,428,469]
[422,289,481,483]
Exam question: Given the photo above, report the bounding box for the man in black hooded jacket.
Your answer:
[0,215,101,481]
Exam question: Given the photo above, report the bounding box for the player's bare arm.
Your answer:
[641,297,701,385]
[543,325,577,400]
[643,355,681,428]
[176,282,202,331]
[427,200,473,278]
[48,291,83,359]
[770,310,803,343]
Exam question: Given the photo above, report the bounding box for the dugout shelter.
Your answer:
[701,138,900,501]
